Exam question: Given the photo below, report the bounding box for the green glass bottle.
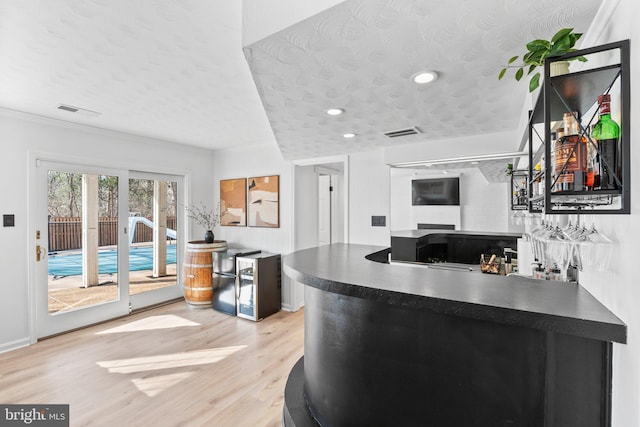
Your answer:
[591,94,620,189]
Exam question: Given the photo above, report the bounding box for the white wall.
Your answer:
[348,149,390,246]
[573,1,640,425]
[390,171,461,231]
[212,142,291,253]
[211,142,296,309]
[460,169,511,232]
[384,130,520,165]
[390,168,512,233]
[293,165,319,251]
[514,3,640,425]
[0,109,215,353]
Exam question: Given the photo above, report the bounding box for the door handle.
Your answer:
[36,245,45,262]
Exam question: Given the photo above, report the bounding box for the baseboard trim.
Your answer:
[281,302,304,312]
[0,337,31,354]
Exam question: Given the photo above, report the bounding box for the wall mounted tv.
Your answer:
[411,177,460,206]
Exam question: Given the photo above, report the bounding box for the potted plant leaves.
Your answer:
[498,28,587,92]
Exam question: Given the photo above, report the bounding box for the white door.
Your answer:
[35,160,130,338]
[318,174,331,245]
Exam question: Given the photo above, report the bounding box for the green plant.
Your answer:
[498,28,587,92]
[505,163,514,176]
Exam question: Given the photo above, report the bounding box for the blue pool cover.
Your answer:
[48,245,176,277]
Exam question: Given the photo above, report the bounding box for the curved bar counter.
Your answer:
[283,243,626,427]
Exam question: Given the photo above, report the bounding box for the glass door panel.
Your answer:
[36,160,129,338]
[237,258,256,320]
[47,171,121,313]
[128,172,183,310]
[128,178,178,294]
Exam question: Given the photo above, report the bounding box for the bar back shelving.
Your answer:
[526,40,630,214]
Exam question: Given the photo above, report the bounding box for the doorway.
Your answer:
[34,160,183,338]
[317,165,344,246]
[291,158,347,311]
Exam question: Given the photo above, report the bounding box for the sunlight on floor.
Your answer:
[96,346,247,374]
[98,346,247,396]
[95,315,201,334]
[131,371,196,397]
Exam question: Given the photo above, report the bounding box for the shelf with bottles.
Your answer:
[526,119,547,213]
[525,40,630,214]
[510,170,528,210]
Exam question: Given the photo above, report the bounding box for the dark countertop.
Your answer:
[391,229,523,239]
[284,243,626,344]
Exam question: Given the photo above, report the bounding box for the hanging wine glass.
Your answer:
[530,217,546,263]
[511,209,525,226]
[583,217,613,272]
[537,220,555,266]
[546,221,570,278]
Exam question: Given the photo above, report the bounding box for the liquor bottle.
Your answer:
[552,128,564,192]
[591,94,620,189]
[586,125,600,191]
[533,162,542,197]
[555,113,587,192]
[518,181,527,206]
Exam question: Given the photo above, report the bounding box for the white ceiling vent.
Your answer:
[57,104,102,118]
[384,126,422,138]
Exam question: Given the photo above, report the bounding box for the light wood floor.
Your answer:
[0,302,304,426]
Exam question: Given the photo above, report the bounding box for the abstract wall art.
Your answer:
[220,178,247,226]
[247,175,279,228]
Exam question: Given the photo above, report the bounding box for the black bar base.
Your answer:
[283,357,317,427]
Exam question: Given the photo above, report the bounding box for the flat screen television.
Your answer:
[412,177,460,206]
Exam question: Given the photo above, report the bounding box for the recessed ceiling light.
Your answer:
[343,133,356,138]
[470,161,479,165]
[412,71,438,84]
[326,108,344,116]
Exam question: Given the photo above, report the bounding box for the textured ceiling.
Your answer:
[0,0,273,150]
[245,0,602,161]
[0,0,602,165]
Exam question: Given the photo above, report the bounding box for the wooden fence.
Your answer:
[48,216,177,252]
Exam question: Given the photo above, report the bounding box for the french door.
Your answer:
[35,160,129,337]
[128,171,184,310]
[34,160,183,338]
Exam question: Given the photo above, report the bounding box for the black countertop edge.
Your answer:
[391,229,523,239]
[284,244,626,344]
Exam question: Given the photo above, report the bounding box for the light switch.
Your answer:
[371,216,386,227]
[3,214,15,227]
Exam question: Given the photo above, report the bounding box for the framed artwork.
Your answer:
[220,178,247,226]
[247,175,280,228]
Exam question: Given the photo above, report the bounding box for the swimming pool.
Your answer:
[48,245,177,277]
